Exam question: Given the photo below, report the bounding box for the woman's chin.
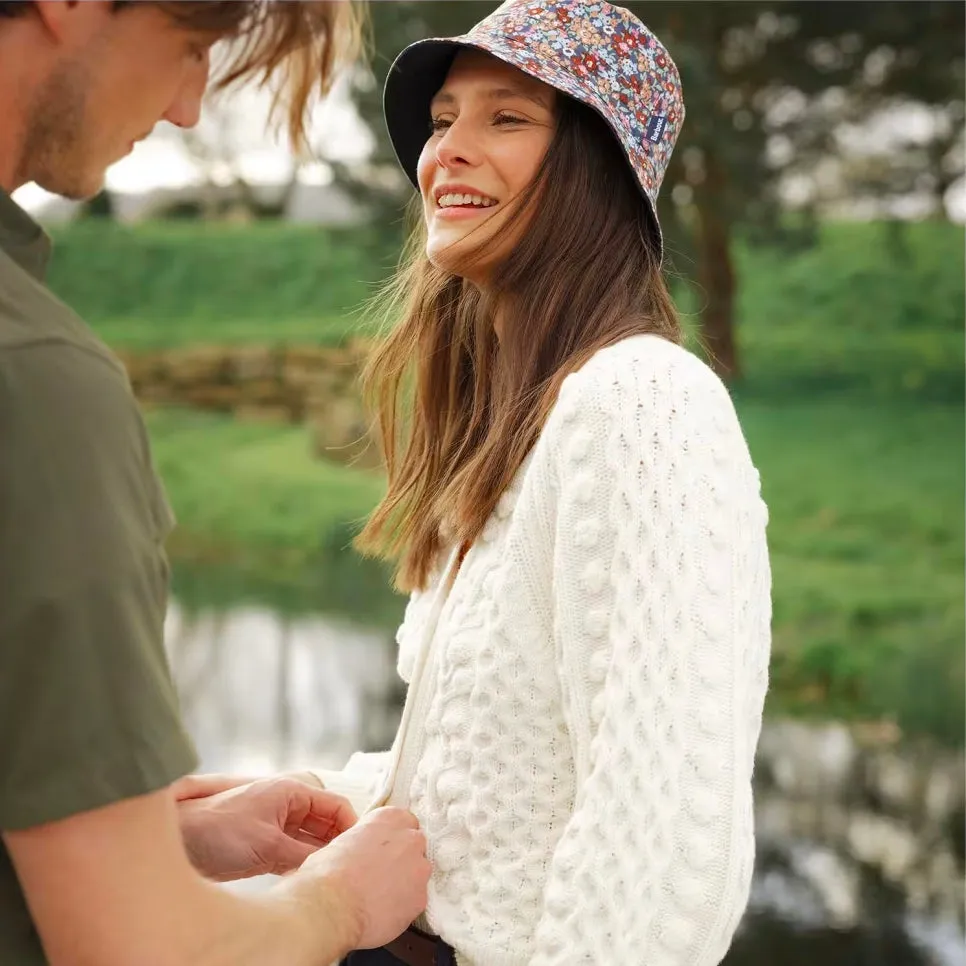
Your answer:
[426,240,489,282]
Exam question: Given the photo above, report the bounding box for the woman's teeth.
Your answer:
[437,193,497,209]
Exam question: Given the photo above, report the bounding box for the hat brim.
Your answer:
[383,39,486,192]
[382,36,665,261]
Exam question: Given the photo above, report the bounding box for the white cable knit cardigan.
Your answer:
[318,334,772,966]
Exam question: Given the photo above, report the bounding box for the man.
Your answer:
[0,3,430,965]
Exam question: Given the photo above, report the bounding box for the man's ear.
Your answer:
[33,0,115,45]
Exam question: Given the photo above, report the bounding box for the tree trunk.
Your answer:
[694,148,740,381]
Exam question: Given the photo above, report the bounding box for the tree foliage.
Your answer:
[337,1,963,378]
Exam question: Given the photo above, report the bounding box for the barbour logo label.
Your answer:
[645,114,667,143]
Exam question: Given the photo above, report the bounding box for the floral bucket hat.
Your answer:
[383,0,685,261]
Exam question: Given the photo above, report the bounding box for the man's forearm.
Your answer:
[30,858,358,966]
[6,789,359,966]
[169,874,357,966]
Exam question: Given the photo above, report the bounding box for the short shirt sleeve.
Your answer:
[0,342,198,829]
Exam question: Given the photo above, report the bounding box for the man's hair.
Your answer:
[355,95,682,592]
[0,1,366,148]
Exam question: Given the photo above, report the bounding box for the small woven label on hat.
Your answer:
[645,114,667,144]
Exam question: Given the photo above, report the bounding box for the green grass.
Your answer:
[149,408,383,552]
[145,408,403,625]
[46,216,962,743]
[744,398,963,742]
[45,221,394,349]
[735,220,964,404]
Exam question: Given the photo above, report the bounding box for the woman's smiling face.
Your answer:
[417,50,557,284]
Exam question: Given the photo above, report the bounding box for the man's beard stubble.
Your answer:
[23,58,100,201]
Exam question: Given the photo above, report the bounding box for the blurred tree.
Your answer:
[639,0,965,376]
[79,189,116,220]
[179,105,302,220]
[337,0,964,379]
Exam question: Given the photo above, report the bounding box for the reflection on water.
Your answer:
[165,602,401,777]
[165,601,965,966]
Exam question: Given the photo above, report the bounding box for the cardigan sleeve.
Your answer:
[529,342,772,966]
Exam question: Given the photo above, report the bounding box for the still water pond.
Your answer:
[165,601,964,966]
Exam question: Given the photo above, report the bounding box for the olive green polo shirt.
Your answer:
[0,190,198,964]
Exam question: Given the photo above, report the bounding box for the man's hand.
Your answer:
[176,772,357,882]
[297,806,431,950]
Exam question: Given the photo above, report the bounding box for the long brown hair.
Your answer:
[0,1,366,150]
[356,94,682,593]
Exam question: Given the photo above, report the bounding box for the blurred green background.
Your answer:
[44,217,965,744]
[27,0,965,749]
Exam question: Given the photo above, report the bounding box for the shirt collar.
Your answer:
[0,187,52,282]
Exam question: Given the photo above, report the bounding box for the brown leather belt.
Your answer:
[383,926,455,966]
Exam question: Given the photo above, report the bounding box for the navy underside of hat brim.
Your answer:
[383,39,475,191]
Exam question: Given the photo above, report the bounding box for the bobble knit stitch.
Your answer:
[321,335,771,966]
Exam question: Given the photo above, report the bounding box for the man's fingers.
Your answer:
[277,774,357,831]
[303,789,358,834]
[298,812,339,843]
[293,829,328,849]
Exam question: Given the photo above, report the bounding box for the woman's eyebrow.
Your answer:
[431,86,552,111]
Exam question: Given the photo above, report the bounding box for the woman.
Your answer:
[318,2,772,964]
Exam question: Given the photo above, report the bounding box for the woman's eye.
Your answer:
[428,113,525,134]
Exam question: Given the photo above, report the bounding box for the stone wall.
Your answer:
[117,343,380,468]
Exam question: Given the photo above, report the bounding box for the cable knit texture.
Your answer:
[320,335,771,966]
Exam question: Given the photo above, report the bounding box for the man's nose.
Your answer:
[163,54,210,130]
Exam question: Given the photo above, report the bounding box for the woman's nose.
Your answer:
[435,119,482,169]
